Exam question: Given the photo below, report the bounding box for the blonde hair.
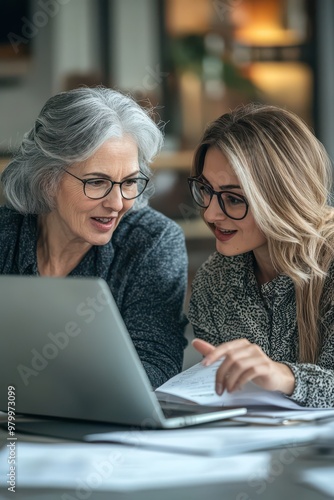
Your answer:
[193,103,334,363]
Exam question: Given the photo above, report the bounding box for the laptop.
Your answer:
[0,275,246,428]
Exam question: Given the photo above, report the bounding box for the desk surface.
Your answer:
[0,422,332,500]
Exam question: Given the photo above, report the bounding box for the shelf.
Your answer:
[0,58,30,79]
[0,158,9,172]
[152,150,194,172]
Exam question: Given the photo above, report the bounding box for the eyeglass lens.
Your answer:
[84,178,148,200]
[189,179,247,220]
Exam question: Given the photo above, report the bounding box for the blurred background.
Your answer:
[1,0,334,365]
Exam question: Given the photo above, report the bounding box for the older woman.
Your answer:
[0,86,188,388]
[188,103,334,408]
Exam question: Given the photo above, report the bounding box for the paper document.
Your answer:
[296,468,334,497]
[233,408,334,425]
[86,423,326,456]
[0,442,269,490]
[156,362,320,410]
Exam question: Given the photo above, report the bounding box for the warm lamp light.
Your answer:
[166,0,211,35]
[235,27,302,46]
[231,0,305,47]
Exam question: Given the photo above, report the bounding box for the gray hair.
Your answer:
[1,86,164,213]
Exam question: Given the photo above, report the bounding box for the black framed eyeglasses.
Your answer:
[62,169,149,200]
[188,177,249,221]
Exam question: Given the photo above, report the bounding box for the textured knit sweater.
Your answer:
[0,205,188,388]
[188,251,334,408]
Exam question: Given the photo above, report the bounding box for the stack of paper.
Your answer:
[156,362,334,419]
[0,442,270,491]
[86,423,327,456]
[233,408,334,425]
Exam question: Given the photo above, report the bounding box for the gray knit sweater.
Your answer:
[188,251,334,408]
[0,205,188,388]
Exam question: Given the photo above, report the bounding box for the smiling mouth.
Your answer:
[92,217,113,223]
[215,227,236,234]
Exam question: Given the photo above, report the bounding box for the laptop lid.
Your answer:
[0,276,245,428]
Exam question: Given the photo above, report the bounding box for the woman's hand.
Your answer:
[192,338,295,396]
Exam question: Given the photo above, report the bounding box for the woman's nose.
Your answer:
[102,185,124,211]
[203,194,227,223]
